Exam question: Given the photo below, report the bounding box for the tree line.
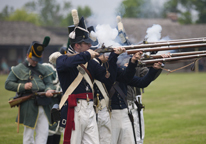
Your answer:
[0,0,205,27]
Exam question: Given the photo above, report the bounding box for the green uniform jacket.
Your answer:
[5,60,55,128]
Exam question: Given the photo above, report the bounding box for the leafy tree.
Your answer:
[24,0,72,26]
[163,0,206,24]
[61,6,92,27]
[0,5,14,20]
[120,0,144,18]
[178,11,193,24]
[118,0,163,18]
[6,9,41,25]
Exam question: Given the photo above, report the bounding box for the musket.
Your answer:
[95,43,206,54]
[124,38,206,49]
[146,37,206,44]
[138,53,206,67]
[126,43,206,54]
[143,50,206,59]
[8,91,62,108]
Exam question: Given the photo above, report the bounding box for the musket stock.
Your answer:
[9,91,62,108]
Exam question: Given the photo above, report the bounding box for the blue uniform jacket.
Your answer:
[111,67,160,110]
[94,58,137,100]
[56,51,118,128]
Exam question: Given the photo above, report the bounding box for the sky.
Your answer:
[1,0,166,11]
[0,0,124,15]
[0,0,167,27]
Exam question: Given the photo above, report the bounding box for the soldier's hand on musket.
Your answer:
[45,89,55,97]
[87,49,100,59]
[124,63,128,67]
[161,53,171,58]
[131,51,143,63]
[24,82,32,90]
[113,47,126,55]
[153,62,163,69]
[98,55,109,63]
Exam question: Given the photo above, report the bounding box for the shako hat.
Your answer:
[27,36,50,62]
[68,9,93,45]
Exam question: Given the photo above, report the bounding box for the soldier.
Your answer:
[5,36,55,144]
[115,15,169,144]
[87,24,148,144]
[86,25,112,144]
[106,16,165,144]
[42,47,67,144]
[56,9,125,144]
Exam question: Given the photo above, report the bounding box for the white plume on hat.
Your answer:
[49,52,62,65]
[69,9,80,39]
[72,9,79,26]
[117,16,124,31]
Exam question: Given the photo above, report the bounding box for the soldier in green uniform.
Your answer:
[5,36,55,144]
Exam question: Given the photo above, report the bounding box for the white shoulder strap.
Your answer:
[59,70,83,109]
[59,63,93,109]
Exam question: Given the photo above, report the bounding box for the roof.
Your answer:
[0,21,68,45]
[121,18,206,43]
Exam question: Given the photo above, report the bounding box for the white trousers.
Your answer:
[23,106,49,144]
[128,95,145,144]
[111,108,135,144]
[70,100,99,144]
[97,107,111,144]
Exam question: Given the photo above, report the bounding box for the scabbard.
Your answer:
[128,110,137,144]
[134,100,143,140]
[137,107,142,140]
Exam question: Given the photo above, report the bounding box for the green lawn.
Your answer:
[1,73,206,144]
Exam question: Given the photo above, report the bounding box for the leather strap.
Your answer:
[112,82,128,108]
[80,64,93,82]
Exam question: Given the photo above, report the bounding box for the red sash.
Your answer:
[63,93,93,144]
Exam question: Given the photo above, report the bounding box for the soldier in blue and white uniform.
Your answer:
[56,9,125,144]
[110,56,163,144]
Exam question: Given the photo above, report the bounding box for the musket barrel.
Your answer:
[147,37,206,44]
[139,53,206,66]
[126,43,206,54]
[148,50,206,59]
[123,39,206,50]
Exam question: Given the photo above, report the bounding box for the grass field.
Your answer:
[1,73,206,144]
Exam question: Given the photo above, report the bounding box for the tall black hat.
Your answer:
[68,9,93,45]
[87,26,100,50]
[27,36,50,62]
